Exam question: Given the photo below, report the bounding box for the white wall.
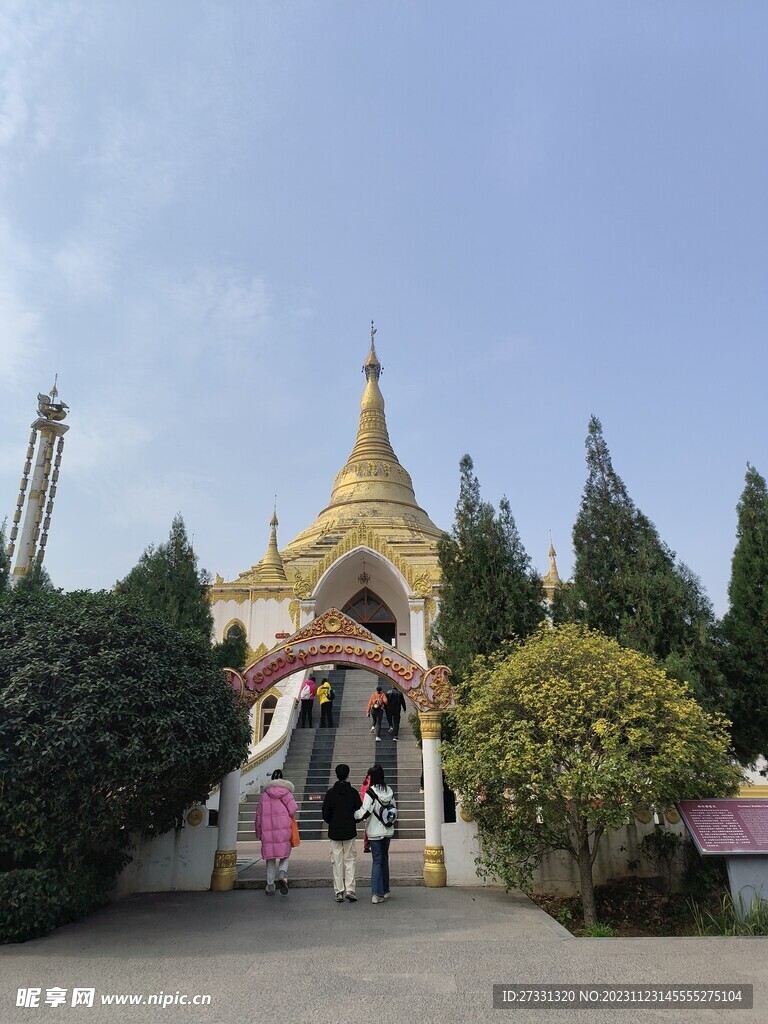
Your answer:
[112,811,218,897]
[443,810,687,894]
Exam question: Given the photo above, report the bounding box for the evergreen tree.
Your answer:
[720,465,768,764]
[118,514,213,640]
[429,454,542,687]
[212,622,248,671]
[558,417,723,708]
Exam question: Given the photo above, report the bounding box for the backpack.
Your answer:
[371,791,397,828]
[299,683,312,700]
[327,686,335,702]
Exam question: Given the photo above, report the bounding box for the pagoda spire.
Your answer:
[258,503,287,583]
[542,532,562,602]
[341,320,400,469]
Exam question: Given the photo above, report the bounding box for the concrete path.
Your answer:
[1,885,766,1024]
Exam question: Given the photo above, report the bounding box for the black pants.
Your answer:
[299,699,314,728]
[389,711,402,737]
[372,706,385,737]
[320,702,333,727]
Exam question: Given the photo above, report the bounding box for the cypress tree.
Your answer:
[429,454,542,687]
[559,417,722,708]
[119,513,213,640]
[720,465,768,764]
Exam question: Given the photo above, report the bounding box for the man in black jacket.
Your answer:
[322,764,363,903]
[385,686,407,739]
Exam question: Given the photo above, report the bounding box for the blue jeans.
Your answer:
[369,837,391,897]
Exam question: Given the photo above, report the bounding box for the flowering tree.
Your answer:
[442,624,742,925]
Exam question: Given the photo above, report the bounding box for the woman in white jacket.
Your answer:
[354,763,396,904]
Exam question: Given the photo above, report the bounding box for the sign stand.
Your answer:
[677,800,768,919]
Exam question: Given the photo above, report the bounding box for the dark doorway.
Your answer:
[342,588,397,646]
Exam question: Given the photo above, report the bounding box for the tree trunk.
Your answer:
[576,827,598,927]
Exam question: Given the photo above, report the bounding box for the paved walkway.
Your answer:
[236,838,425,887]
[2,884,766,1024]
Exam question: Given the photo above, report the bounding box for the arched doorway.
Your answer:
[342,587,396,646]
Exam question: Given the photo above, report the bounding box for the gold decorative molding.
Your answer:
[288,607,378,645]
[293,570,312,599]
[289,599,300,629]
[423,844,446,887]
[300,521,431,597]
[459,805,474,823]
[419,711,443,740]
[413,571,432,598]
[186,807,205,827]
[664,807,680,825]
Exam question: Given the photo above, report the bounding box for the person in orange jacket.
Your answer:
[366,686,388,742]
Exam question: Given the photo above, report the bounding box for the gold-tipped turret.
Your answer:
[258,506,287,583]
[542,534,562,601]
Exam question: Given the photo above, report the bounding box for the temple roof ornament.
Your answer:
[257,505,287,583]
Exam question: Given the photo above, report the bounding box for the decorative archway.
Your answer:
[212,609,454,893]
[225,608,453,712]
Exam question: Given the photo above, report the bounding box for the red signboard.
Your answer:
[677,799,768,856]
[275,632,290,639]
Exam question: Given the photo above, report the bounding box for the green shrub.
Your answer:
[0,588,250,941]
[0,855,123,944]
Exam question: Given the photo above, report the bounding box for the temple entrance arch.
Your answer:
[226,609,453,711]
[211,609,454,893]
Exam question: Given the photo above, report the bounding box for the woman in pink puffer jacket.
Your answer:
[255,769,298,895]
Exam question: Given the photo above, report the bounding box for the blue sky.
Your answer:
[1,1,766,616]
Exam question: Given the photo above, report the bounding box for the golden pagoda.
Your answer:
[210,324,443,663]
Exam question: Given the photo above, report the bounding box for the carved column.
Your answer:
[419,710,446,887]
[210,768,241,891]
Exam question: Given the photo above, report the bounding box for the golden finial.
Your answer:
[363,320,382,379]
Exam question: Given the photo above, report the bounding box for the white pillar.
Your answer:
[13,421,67,575]
[408,600,426,663]
[210,768,241,892]
[420,711,446,887]
[299,600,316,627]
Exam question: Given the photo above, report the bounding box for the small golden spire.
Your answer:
[543,532,561,597]
[259,505,287,583]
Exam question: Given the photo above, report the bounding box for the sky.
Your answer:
[0,1,766,617]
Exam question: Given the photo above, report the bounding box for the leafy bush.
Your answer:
[0,854,123,944]
[0,587,250,941]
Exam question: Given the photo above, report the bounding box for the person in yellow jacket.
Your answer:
[317,677,334,728]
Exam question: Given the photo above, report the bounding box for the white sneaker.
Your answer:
[265,883,275,894]
[375,736,381,742]
[372,895,385,904]
[371,726,375,732]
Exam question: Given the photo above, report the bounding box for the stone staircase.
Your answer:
[238,668,425,842]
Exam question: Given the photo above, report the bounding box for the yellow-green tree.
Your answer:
[443,624,742,926]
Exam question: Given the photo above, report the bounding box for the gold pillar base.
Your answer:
[210,849,238,892]
[423,844,447,887]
